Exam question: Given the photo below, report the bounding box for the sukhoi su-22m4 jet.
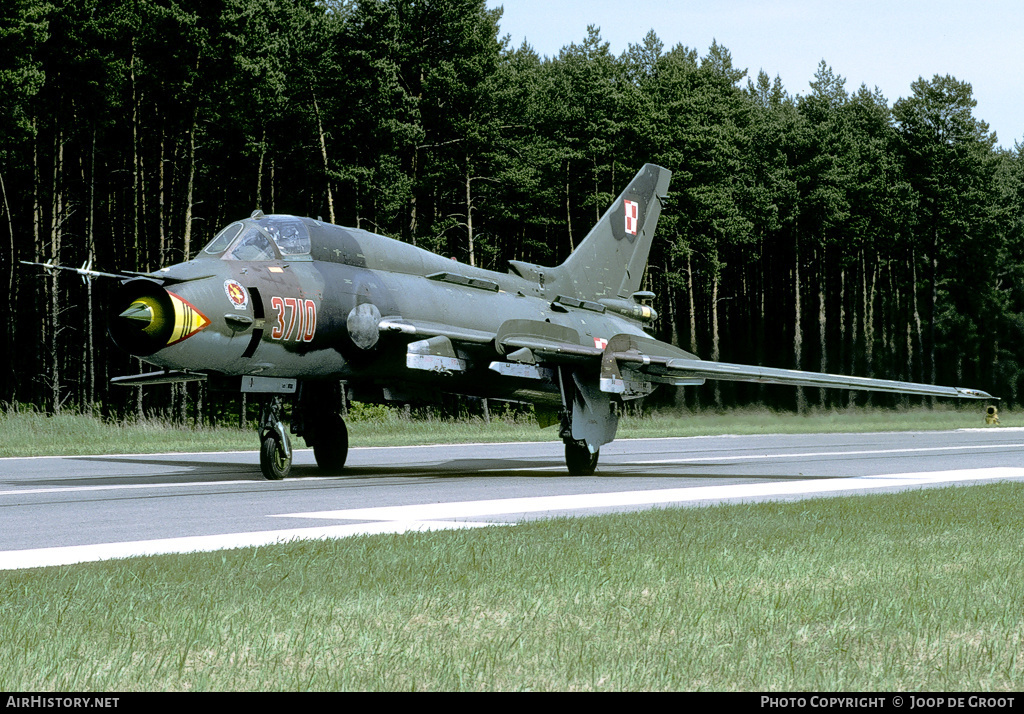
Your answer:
[25,164,995,479]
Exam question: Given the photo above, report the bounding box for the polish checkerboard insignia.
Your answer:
[624,199,638,235]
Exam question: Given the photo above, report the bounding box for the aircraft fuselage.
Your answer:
[110,216,662,408]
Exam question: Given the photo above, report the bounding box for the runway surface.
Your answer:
[2,428,1023,570]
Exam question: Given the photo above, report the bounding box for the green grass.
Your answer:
[1,483,1022,691]
[0,402,1008,457]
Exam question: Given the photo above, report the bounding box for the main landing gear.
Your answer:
[257,384,349,480]
[556,366,609,476]
[559,409,600,476]
[564,438,599,476]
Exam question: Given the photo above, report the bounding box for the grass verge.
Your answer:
[1,482,1021,690]
[0,403,1008,457]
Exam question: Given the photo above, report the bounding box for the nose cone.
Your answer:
[118,298,163,335]
[110,280,210,356]
[120,302,153,322]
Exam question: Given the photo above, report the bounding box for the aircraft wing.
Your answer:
[599,336,995,401]
[649,358,994,400]
[489,328,995,401]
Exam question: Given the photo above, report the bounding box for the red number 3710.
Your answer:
[270,296,317,343]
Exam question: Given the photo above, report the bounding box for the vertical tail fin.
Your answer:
[559,163,672,301]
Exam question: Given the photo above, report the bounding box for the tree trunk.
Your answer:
[818,245,827,407]
[929,228,938,402]
[665,257,679,347]
[131,50,142,271]
[465,157,475,267]
[711,273,721,408]
[862,253,877,406]
[565,161,574,252]
[839,269,846,382]
[312,94,335,224]
[1,169,15,403]
[183,116,197,259]
[687,253,698,355]
[159,129,167,265]
[178,383,188,425]
[912,250,924,383]
[256,128,265,211]
[847,258,859,408]
[794,237,805,413]
[408,147,418,245]
[863,253,876,377]
[33,117,43,407]
[49,134,64,414]
[687,252,699,409]
[87,130,97,410]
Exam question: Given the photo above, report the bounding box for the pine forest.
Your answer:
[2,0,1023,421]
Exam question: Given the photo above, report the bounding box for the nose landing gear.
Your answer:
[259,396,292,480]
[256,384,350,480]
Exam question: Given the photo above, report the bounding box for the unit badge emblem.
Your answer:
[224,280,249,310]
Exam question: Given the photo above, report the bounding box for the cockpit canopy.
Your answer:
[202,213,311,260]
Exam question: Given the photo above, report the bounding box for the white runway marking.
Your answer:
[272,467,1024,522]
[633,443,1024,464]
[3,466,1023,571]
[0,521,501,571]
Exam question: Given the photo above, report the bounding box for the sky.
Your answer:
[486,0,1024,149]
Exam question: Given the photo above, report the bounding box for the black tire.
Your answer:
[260,433,291,480]
[565,440,599,476]
[313,414,349,474]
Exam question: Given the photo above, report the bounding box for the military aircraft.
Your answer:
[25,164,995,479]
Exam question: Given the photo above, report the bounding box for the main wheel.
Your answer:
[313,413,349,474]
[260,433,291,480]
[565,440,599,476]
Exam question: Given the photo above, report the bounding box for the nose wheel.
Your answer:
[260,431,291,480]
[259,396,292,480]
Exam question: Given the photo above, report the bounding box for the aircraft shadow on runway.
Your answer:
[5,453,847,485]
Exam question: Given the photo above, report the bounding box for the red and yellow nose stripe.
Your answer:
[119,291,210,346]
